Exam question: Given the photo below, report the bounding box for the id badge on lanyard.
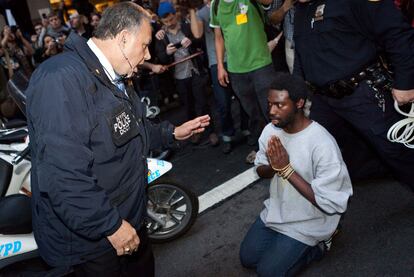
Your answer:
[236,1,249,25]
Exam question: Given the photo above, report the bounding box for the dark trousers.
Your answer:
[73,228,154,277]
[310,81,414,190]
[210,64,249,139]
[229,64,275,141]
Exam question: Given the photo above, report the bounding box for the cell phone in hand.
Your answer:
[172,42,182,49]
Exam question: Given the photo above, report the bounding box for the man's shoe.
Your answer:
[209,133,219,147]
[190,133,201,144]
[222,142,232,154]
[245,150,256,164]
[247,135,257,146]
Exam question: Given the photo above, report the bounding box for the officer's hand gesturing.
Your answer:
[266,136,290,170]
[392,88,414,105]
[173,115,211,140]
[107,220,140,256]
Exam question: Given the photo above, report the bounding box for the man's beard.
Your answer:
[272,107,298,129]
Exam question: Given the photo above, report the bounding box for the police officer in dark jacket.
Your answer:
[293,0,414,190]
[26,3,210,276]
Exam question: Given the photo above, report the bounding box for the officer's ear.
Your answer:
[296,98,305,110]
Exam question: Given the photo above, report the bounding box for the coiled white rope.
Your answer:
[387,101,414,149]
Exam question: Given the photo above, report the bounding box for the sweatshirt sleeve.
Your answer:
[310,138,353,215]
[255,125,271,167]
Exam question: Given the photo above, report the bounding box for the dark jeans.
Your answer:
[229,64,275,141]
[175,73,214,134]
[210,64,249,140]
[73,228,154,277]
[310,81,414,191]
[240,217,323,277]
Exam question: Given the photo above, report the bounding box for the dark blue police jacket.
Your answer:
[26,32,176,266]
[293,0,414,89]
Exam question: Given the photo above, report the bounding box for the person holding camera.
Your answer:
[155,1,219,145]
[0,25,33,78]
[33,34,63,65]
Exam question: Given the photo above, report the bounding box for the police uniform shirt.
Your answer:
[293,0,414,89]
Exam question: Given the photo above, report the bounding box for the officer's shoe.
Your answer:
[209,133,219,147]
[222,142,232,154]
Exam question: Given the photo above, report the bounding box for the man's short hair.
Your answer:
[47,11,59,19]
[270,73,309,103]
[94,2,150,40]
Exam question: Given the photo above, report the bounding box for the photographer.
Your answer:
[33,34,63,65]
[0,25,33,78]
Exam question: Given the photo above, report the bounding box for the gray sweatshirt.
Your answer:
[255,122,353,246]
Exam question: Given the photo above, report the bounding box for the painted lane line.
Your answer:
[198,167,260,213]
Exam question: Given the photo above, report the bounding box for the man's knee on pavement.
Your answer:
[239,240,258,268]
[256,259,289,277]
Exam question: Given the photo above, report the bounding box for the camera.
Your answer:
[10,25,19,33]
[173,42,182,49]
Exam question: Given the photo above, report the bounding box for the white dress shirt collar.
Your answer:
[87,38,118,84]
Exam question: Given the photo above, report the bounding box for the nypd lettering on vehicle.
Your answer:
[0,241,21,257]
[113,111,131,136]
[0,234,38,260]
[146,158,173,183]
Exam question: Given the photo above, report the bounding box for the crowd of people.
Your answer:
[1,0,414,276]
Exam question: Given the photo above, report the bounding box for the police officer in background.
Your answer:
[293,0,414,190]
[26,2,210,276]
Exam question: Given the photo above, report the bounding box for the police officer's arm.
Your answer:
[27,70,123,241]
[351,0,414,104]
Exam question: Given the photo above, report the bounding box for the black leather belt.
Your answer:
[308,61,393,100]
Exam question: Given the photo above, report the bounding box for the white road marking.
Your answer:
[198,167,260,213]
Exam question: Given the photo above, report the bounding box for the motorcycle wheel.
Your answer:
[146,179,198,243]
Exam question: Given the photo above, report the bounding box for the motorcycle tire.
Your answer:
[146,179,198,243]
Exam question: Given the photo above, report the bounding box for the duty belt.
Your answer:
[308,61,393,112]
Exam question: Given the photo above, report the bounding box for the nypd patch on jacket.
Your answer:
[26,33,176,267]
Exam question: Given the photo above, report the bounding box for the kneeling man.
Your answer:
[240,73,353,276]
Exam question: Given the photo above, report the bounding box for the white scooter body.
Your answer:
[0,152,173,269]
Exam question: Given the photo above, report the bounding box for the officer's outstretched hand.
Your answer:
[392,88,414,105]
[107,220,140,256]
[173,115,211,140]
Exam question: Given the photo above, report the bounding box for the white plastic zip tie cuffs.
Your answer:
[387,101,414,149]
